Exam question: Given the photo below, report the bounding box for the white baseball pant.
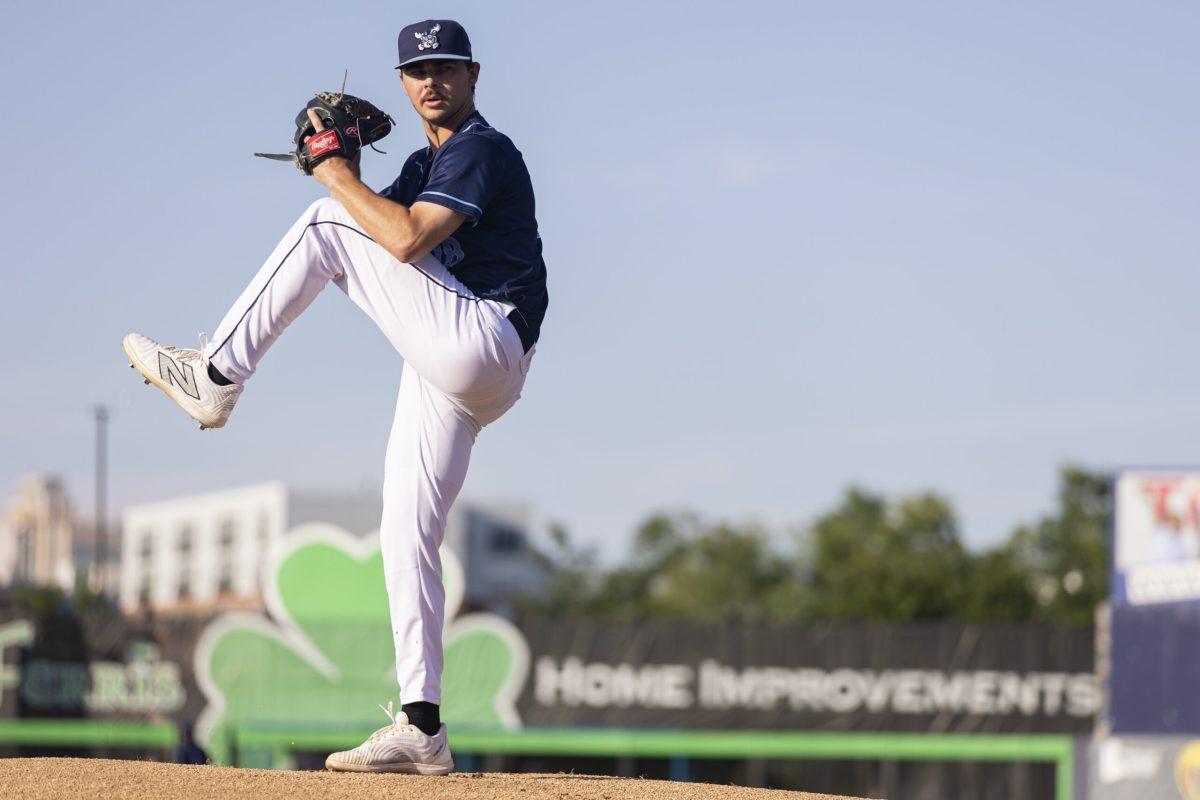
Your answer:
[203,197,534,704]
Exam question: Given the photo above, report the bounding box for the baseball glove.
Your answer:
[255,92,394,175]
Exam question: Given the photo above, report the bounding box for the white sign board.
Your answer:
[1114,471,1200,606]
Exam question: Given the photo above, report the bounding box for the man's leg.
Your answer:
[203,197,513,397]
[200,199,348,384]
[380,365,479,713]
[128,197,522,431]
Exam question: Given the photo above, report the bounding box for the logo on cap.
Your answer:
[415,23,441,51]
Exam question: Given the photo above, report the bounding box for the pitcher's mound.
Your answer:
[2,757,868,800]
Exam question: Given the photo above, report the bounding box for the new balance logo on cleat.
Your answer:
[123,332,244,430]
[158,352,200,400]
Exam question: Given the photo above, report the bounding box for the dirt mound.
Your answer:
[1,758,867,800]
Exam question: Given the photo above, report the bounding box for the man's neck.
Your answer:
[424,102,477,150]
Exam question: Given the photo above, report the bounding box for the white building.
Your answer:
[119,482,547,616]
[0,474,76,590]
[120,482,287,614]
[0,510,12,586]
[448,499,548,616]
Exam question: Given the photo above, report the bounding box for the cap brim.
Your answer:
[395,53,472,69]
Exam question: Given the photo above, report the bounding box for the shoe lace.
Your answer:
[367,701,416,742]
[158,332,210,366]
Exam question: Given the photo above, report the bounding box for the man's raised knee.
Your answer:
[305,196,347,219]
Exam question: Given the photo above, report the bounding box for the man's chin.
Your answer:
[420,107,454,125]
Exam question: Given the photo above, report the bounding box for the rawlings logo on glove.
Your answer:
[255,89,394,176]
[306,129,342,158]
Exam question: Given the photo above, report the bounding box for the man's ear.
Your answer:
[468,61,481,89]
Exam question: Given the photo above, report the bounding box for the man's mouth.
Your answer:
[423,95,445,107]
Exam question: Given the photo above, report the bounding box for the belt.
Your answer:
[506,308,535,354]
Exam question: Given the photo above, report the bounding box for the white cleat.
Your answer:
[325,702,454,775]
[122,332,243,430]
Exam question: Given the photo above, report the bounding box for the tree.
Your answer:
[959,543,1038,622]
[639,517,806,622]
[516,521,602,619]
[805,489,969,621]
[1006,466,1110,624]
[521,513,807,622]
[523,465,1112,626]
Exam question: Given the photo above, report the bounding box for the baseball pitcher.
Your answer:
[122,19,548,774]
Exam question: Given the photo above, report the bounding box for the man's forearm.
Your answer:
[323,168,422,261]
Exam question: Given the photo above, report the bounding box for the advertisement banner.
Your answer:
[1090,735,1200,800]
[519,619,1098,734]
[1113,470,1200,607]
[0,605,201,725]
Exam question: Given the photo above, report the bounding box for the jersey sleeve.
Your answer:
[415,137,507,224]
[378,150,428,206]
[378,179,403,203]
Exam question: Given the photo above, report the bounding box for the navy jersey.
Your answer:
[379,111,548,345]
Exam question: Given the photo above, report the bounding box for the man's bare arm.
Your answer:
[319,165,466,262]
[305,110,467,263]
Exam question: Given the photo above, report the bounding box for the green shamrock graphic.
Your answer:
[195,523,529,766]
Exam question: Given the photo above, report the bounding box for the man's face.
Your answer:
[399,59,479,124]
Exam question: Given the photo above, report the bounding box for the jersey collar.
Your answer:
[428,110,489,155]
[454,110,490,137]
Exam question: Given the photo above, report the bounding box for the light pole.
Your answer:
[93,405,109,595]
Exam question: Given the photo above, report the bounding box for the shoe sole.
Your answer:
[324,759,453,775]
[123,336,226,430]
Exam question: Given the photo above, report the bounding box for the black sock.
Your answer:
[402,701,440,736]
[207,362,234,386]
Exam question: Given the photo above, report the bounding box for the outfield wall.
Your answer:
[0,528,1100,799]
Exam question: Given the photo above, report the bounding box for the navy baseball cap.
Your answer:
[396,19,473,69]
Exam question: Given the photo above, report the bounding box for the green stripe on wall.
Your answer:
[0,719,178,748]
[0,720,1077,800]
[235,726,1075,800]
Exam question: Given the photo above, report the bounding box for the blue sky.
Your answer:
[1,1,1197,559]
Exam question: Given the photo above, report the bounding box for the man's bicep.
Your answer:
[408,201,469,257]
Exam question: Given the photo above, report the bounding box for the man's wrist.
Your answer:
[318,158,360,190]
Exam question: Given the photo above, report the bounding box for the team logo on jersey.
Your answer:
[432,236,464,268]
[415,24,441,51]
[157,352,201,400]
